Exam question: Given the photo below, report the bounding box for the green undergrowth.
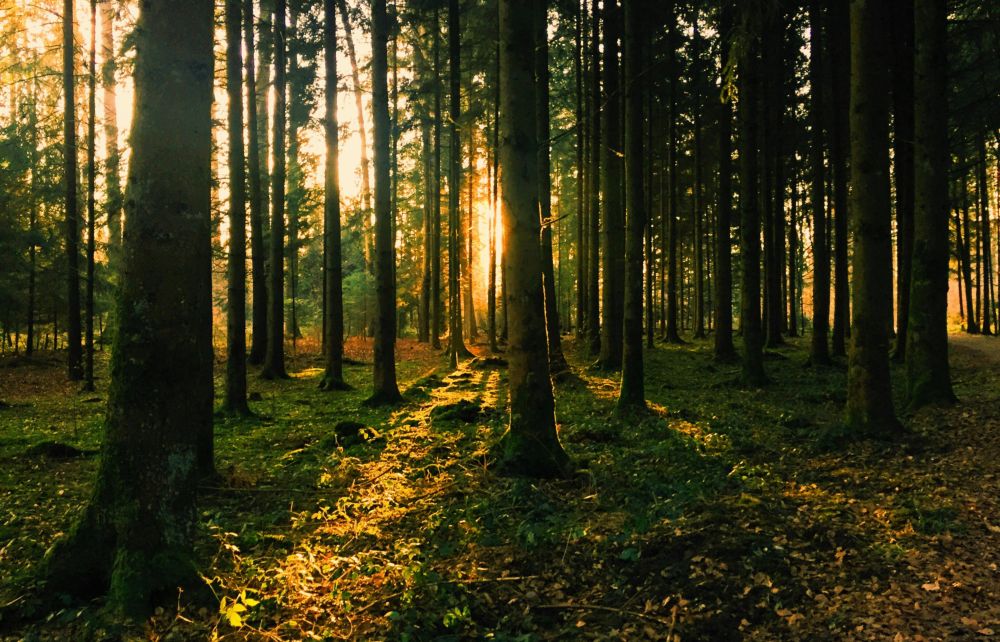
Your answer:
[0,335,992,640]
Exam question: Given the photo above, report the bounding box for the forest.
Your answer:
[0,0,999,639]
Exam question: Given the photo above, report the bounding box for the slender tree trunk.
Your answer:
[536,0,567,372]
[369,0,402,404]
[978,136,993,335]
[419,112,432,342]
[664,5,683,344]
[574,0,586,340]
[497,0,570,478]
[248,2,271,365]
[598,0,625,368]
[447,0,470,366]
[906,0,954,409]
[287,6,302,348]
[892,0,915,359]
[83,0,97,392]
[738,26,766,386]
[321,0,348,391]
[488,20,500,354]
[101,0,121,272]
[714,2,736,361]
[809,0,831,364]
[586,0,601,355]
[845,0,900,435]
[27,77,39,356]
[617,0,646,413]
[691,11,706,340]
[431,7,443,349]
[830,0,850,357]
[960,177,978,332]
[465,126,478,340]
[261,0,288,380]
[41,0,214,614]
[63,0,82,381]
[223,0,251,415]
[789,168,799,336]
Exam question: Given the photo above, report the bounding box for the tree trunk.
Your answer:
[664,5,683,344]
[41,0,214,615]
[845,0,900,435]
[598,0,625,368]
[905,0,954,409]
[497,0,570,478]
[101,0,122,273]
[960,177,978,332]
[489,19,500,354]
[617,0,646,413]
[247,1,270,365]
[261,0,288,380]
[891,0,915,359]
[223,0,250,415]
[84,0,97,392]
[447,0,470,366]
[586,0,601,356]
[368,0,402,404]
[321,0,348,391]
[63,0,82,381]
[575,0,586,341]
[27,76,39,356]
[714,2,736,361]
[830,0,850,357]
[978,135,993,335]
[738,25,766,386]
[432,7,443,349]
[692,10,706,340]
[809,0,831,364]
[536,0,567,373]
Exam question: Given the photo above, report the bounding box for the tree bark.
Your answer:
[497,0,571,478]
[101,0,122,273]
[664,4,683,344]
[246,0,268,365]
[368,0,402,404]
[809,0,831,364]
[830,0,850,357]
[63,0,82,381]
[447,0,471,366]
[261,0,288,380]
[845,0,901,435]
[905,0,954,409]
[586,0,601,356]
[714,2,736,361]
[84,0,97,392]
[432,7,443,349]
[892,0,915,359]
[536,0,567,373]
[41,0,214,615]
[617,0,646,413]
[321,0,348,391]
[224,0,251,415]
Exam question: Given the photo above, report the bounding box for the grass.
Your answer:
[1,333,999,640]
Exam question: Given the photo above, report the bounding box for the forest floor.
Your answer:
[1,333,1000,641]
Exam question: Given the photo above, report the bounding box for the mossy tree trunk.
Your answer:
[535,0,567,374]
[905,0,955,410]
[845,0,901,435]
[41,0,214,616]
[617,0,646,414]
[497,0,571,479]
[224,0,250,415]
[713,2,736,362]
[809,0,831,365]
[369,0,402,405]
[261,0,288,380]
[598,0,624,369]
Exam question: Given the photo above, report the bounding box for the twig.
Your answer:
[536,603,674,626]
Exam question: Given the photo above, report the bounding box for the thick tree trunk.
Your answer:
[845,0,901,435]
[497,0,570,478]
[368,0,402,404]
[321,0,348,391]
[261,0,288,380]
[617,0,646,413]
[905,0,954,409]
[809,0,831,364]
[41,0,214,615]
[598,0,625,369]
[535,1,567,373]
[224,0,250,415]
[63,0,82,381]
[714,3,736,361]
[738,27,766,386]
